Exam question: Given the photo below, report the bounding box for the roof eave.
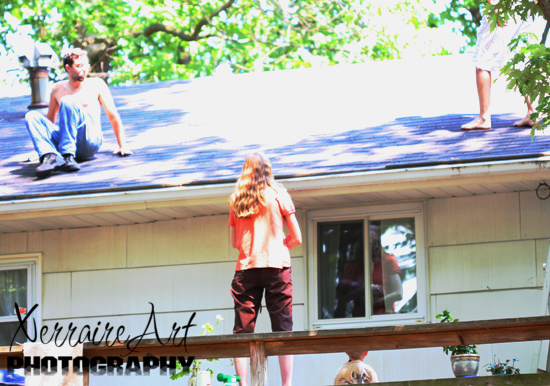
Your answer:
[0,156,549,221]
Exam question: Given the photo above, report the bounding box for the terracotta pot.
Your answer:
[451,354,480,377]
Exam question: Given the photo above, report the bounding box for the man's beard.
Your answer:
[73,74,85,82]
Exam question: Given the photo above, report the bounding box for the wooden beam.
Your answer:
[264,321,550,356]
[82,341,251,361]
[371,373,550,386]
[1,316,550,370]
[250,341,267,386]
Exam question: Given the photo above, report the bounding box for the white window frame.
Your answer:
[307,202,427,329]
[0,253,42,345]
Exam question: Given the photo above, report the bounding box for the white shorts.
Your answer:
[473,14,533,72]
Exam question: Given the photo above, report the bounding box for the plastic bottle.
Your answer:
[217,372,241,386]
[189,365,212,386]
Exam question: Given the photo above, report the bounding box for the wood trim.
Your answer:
[374,374,550,386]
[3,316,548,362]
[1,316,550,385]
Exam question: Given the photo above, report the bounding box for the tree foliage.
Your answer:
[0,0,454,85]
[433,0,550,134]
[488,0,550,134]
[2,0,548,133]
[429,0,484,49]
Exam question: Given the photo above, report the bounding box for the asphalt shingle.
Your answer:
[0,54,548,200]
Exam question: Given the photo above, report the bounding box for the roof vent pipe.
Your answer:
[19,42,58,110]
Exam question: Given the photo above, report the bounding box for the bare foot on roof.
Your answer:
[461,116,491,130]
[513,115,536,127]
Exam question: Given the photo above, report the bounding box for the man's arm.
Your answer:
[45,84,61,123]
[97,79,132,156]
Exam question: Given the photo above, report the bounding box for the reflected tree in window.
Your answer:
[371,219,416,315]
[318,221,364,319]
[0,268,28,346]
[318,218,417,320]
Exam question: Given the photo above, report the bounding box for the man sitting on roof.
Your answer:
[25,48,131,178]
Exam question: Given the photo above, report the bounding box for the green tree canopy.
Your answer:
[432,0,550,134]
[1,0,548,133]
[0,0,459,85]
[489,0,550,133]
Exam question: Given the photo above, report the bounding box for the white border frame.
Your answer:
[307,202,427,329]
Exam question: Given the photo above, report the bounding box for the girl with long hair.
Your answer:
[228,152,301,386]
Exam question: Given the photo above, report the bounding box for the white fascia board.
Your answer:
[0,157,548,218]
[284,156,550,197]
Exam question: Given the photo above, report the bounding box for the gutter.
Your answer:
[0,156,549,220]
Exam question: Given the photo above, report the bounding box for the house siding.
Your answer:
[427,191,549,384]
[1,193,549,385]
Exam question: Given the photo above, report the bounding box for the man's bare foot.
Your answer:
[461,116,491,130]
[512,116,535,127]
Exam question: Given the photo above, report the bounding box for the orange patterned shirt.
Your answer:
[229,186,295,271]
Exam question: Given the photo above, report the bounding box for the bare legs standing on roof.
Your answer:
[461,67,537,130]
[513,97,536,127]
[461,68,492,130]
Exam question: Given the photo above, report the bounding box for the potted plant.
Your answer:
[485,357,520,375]
[170,315,233,384]
[436,310,480,377]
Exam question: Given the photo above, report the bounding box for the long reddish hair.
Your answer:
[229,152,279,218]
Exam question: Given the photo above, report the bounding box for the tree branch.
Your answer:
[191,0,236,40]
[139,0,236,42]
[539,1,550,27]
[542,20,549,45]
[142,24,194,40]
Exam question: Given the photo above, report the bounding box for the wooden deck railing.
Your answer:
[1,316,550,385]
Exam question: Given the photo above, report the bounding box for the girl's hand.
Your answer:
[283,235,291,249]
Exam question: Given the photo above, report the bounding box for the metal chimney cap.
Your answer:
[34,42,56,57]
[18,41,59,69]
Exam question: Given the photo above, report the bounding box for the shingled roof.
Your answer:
[1,54,549,201]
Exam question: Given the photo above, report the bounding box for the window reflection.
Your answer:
[318,221,364,319]
[371,219,417,315]
[0,268,28,346]
[317,218,417,320]
[0,269,27,318]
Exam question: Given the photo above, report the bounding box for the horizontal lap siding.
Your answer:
[427,193,521,246]
[427,191,550,380]
[23,210,306,338]
[41,258,305,320]
[427,192,549,312]
[3,190,549,384]
[429,241,537,294]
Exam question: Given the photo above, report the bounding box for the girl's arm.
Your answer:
[283,213,302,249]
[230,226,237,249]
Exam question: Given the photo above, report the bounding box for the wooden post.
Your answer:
[250,341,267,386]
[83,366,89,386]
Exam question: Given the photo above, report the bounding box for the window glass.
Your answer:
[317,218,417,320]
[0,269,27,318]
[370,219,416,315]
[0,321,28,347]
[318,221,364,319]
[0,268,29,346]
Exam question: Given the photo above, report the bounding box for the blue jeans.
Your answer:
[25,99,103,160]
